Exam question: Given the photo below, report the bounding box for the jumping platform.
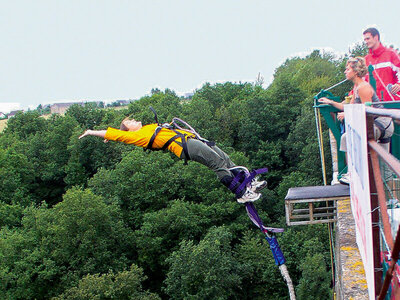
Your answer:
[285,184,350,226]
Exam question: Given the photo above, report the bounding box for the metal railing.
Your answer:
[366,110,400,299]
[315,98,400,299]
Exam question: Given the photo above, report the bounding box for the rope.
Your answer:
[314,99,327,185]
[172,117,205,141]
[314,95,336,299]
[318,108,327,185]
[328,222,336,299]
[279,264,296,300]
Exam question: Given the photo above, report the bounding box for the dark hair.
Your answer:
[363,27,380,41]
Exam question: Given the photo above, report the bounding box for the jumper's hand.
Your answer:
[79,130,91,139]
[337,112,345,121]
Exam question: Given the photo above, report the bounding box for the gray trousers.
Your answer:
[180,138,235,180]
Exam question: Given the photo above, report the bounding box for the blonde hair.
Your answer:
[347,57,368,78]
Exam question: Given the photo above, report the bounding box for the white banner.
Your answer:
[344,104,375,299]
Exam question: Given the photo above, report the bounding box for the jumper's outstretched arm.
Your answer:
[79,130,108,142]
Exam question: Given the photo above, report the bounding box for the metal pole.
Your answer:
[378,225,400,300]
[314,100,327,185]
[367,116,383,297]
[324,79,348,92]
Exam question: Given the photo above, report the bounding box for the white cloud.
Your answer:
[0,103,21,114]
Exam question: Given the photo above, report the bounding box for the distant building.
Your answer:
[50,102,84,114]
[50,101,106,114]
[7,110,23,118]
[115,100,129,105]
[0,112,6,119]
[106,99,132,107]
[183,92,194,99]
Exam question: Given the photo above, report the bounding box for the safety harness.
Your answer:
[144,107,214,165]
[228,166,268,198]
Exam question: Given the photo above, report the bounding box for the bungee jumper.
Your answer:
[79,107,267,203]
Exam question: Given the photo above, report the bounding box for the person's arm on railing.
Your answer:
[318,97,345,111]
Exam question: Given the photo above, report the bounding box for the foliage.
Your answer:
[234,231,289,299]
[296,253,332,299]
[54,264,160,300]
[0,146,35,206]
[349,42,369,57]
[4,111,47,139]
[0,188,133,299]
[65,103,106,130]
[164,226,242,300]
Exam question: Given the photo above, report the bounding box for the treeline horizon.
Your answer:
[0,46,366,299]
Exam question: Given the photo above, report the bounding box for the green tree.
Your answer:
[0,202,24,228]
[164,226,242,300]
[279,225,331,289]
[349,42,368,57]
[0,188,133,299]
[54,264,160,300]
[23,115,80,205]
[234,231,289,299]
[134,199,241,292]
[296,253,332,300]
[66,103,105,129]
[4,111,47,139]
[0,145,35,206]
[65,126,127,188]
[125,90,182,126]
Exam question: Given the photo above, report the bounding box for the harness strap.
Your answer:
[146,125,191,165]
[161,135,180,151]
[229,167,268,197]
[370,67,396,101]
[181,137,190,165]
[145,126,162,151]
[149,106,160,125]
[229,173,246,197]
[162,130,191,165]
[144,107,212,165]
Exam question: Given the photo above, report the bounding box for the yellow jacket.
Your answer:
[104,124,195,157]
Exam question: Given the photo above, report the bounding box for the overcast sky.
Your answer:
[1,0,399,113]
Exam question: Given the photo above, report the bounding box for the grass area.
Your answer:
[0,119,7,132]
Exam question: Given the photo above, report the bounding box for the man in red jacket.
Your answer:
[363,27,400,101]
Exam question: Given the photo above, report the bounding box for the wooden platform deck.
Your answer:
[285,184,350,226]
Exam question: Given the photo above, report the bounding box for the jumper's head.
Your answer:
[120,117,142,132]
